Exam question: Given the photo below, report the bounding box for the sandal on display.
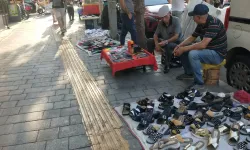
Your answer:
[170,115,185,135]
[190,118,205,132]
[228,123,241,146]
[191,128,211,139]
[235,140,250,150]
[143,124,161,135]
[175,105,188,116]
[150,138,180,150]
[122,103,130,116]
[228,107,243,122]
[157,107,172,124]
[146,125,169,144]
[179,96,194,106]
[129,105,146,122]
[158,92,174,102]
[184,141,205,150]
[193,107,208,119]
[201,92,215,103]
[158,101,174,110]
[137,111,154,131]
[137,98,150,106]
[184,114,194,125]
[187,102,208,110]
[153,111,161,120]
[240,125,250,135]
[207,129,220,150]
[218,123,231,135]
[206,110,225,119]
[207,116,227,127]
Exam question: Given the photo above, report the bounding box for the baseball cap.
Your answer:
[158,5,170,18]
[188,4,209,16]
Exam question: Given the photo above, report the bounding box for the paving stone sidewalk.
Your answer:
[0,11,235,150]
[0,15,91,150]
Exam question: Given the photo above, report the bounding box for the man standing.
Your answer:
[52,0,66,35]
[67,0,74,21]
[169,0,187,19]
[147,5,182,74]
[174,4,227,89]
[119,0,137,46]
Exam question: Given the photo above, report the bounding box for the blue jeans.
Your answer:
[180,49,224,85]
[120,13,137,45]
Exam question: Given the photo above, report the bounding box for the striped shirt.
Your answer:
[192,15,227,57]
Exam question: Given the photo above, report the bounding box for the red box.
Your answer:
[83,4,100,15]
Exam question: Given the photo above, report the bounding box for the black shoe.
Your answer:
[163,66,170,74]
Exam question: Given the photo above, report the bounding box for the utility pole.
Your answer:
[107,0,117,39]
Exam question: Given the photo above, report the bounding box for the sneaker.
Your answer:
[176,74,194,80]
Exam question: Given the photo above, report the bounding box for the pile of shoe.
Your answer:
[77,37,120,54]
[121,88,250,150]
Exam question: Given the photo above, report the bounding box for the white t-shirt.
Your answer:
[171,0,185,11]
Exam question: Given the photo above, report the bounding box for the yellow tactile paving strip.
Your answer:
[60,39,129,150]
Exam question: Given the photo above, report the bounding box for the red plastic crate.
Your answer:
[83,4,100,15]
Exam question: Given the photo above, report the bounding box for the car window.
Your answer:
[145,0,169,6]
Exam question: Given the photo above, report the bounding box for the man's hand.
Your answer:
[174,47,185,56]
[128,13,132,19]
[158,40,168,46]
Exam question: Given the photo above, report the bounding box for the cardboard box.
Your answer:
[203,69,220,85]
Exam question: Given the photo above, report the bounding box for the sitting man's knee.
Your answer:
[188,50,199,60]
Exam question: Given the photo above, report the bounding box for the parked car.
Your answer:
[223,0,250,92]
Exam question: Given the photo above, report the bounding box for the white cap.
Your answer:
[158,5,170,17]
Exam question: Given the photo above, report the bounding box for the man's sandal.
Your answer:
[228,123,241,146]
[184,141,205,150]
[207,129,220,150]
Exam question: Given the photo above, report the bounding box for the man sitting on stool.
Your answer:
[173,4,227,90]
[147,5,183,74]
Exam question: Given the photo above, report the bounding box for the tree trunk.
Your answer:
[134,0,147,49]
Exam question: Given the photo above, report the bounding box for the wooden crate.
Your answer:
[203,69,220,85]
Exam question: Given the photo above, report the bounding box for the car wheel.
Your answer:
[227,55,250,92]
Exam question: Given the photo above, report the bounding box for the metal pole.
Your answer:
[107,0,117,40]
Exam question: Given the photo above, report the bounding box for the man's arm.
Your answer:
[182,37,212,52]
[179,36,197,47]
[120,0,130,15]
[168,0,172,4]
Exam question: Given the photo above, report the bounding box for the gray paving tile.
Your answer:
[37,128,59,141]
[114,93,131,100]
[143,89,158,96]
[70,100,78,107]
[43,109,61,119]
[10,94,27,101]
[60,107,80,117]
[20,103,54,113]
[11,119,51,133]
[0,124,13,135]
[0,91,10,97]
[56,89,70,96]
[51,116,70,127]
[9,90,24,95]
[26,91,55,99]
[0,131,38,147]
[75,147,92,150]
[0,117,8,125]
[46,138,68,150]
[2,141,46,150]
[0,107,21,116]
[59,124,85,138]
[54,101,70,109]
[0,96,10,102]
[64,94,76,101]
[6,112,43,124]
[129,91,146,98]
[0,101,17,108]
[70,115,82,125]
[17,98,49,106]
[48,95,65,102]
[69,135,91,149]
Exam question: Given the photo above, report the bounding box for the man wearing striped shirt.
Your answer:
[173,4,227,89]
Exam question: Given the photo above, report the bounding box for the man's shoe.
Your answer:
[187,84,205,91]
[176,74,194,80]
[164,66,170,74]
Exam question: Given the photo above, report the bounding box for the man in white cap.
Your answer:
[147,5,183,74]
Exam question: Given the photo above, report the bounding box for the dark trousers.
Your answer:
[147,38,178,66]
[120,13,137,45]
[67,6,74,21]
